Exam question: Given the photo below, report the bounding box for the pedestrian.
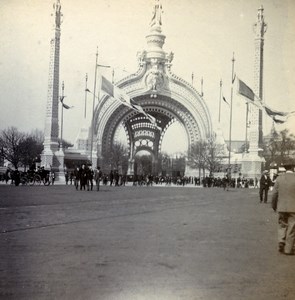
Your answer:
[87,166,94,191]
[65,171,69,185]
[79,164,87,190]
[259,170,272,203]
[271,164,295,255]
[94,166,102,191]
[50,171,55,185]
[70,171,74,185]
[222,174,229,191]
[74,167,80,190]
[14,168,20,186]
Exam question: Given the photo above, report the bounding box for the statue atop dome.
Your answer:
[150,0,163,28]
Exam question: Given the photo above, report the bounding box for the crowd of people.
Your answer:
[62,164,265,192]
[1,166,55,186]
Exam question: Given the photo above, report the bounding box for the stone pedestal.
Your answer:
[55,148,65,183]
[40,147,55,171]
[240,152,265,179]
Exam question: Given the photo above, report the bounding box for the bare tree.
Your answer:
[0,127,26,168]
[187,140,207,177]
[203,137,225,175]
[19,136,43,169]
[187,137,225,176]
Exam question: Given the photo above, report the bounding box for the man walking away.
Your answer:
[259,170,272,203]
[272,164,295,255]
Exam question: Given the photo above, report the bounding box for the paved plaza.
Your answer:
[1,184,294,300]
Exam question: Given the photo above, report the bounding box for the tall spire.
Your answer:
[240,6,267,179]
[248,5,267,153]
[41,1,63,174]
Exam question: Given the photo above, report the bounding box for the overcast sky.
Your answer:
[0,0,294,153]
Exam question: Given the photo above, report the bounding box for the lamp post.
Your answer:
[89,47,111,166]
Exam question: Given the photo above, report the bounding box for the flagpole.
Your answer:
[90,47,99,165]
[84,73,88,119]
[245,102,249,153]
[218,79,222,123]
[228,53,235,178]
[60,81,65,150]
[191,72,194,86]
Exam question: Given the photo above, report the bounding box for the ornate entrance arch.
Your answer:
[92,1,213,175]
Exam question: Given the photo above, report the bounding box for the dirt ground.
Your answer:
[0,184,294,300]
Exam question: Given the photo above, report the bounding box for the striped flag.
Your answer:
[101,76,161,130]
[101,76,132,108]
[264,105,295,124]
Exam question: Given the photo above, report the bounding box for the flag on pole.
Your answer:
[264,105,289,117]
[101,76,133,108]
[236,77,263,109]
[222,96,230,106]
[237,78,255,101]
[236,77,295,124]
[60,96,72,109]
[101,76,161,130]
[264,105,295,124]
[272,116,286,124]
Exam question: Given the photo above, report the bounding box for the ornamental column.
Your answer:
[41,0,65,181]
[241,6,267,178]
[248,5,267,153]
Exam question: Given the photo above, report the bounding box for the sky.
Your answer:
[0,0,294,154]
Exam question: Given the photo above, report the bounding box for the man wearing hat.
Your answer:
[259,170,272,203]
[272,164,295,255]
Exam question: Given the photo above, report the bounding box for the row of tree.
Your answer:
[262,129,295,169]
[0,127,44,169]
[0,127,72,169]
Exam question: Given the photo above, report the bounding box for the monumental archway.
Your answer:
[91,2,213,175]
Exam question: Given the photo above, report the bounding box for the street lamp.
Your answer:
[89,47,111,165]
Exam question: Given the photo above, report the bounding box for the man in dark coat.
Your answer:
[79,164,87,190]
[74,167,80,190]
[272,164,295,255]
[87,166,94,191]
[259,170,272,203]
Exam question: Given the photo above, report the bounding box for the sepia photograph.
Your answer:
[1,0,295,299]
